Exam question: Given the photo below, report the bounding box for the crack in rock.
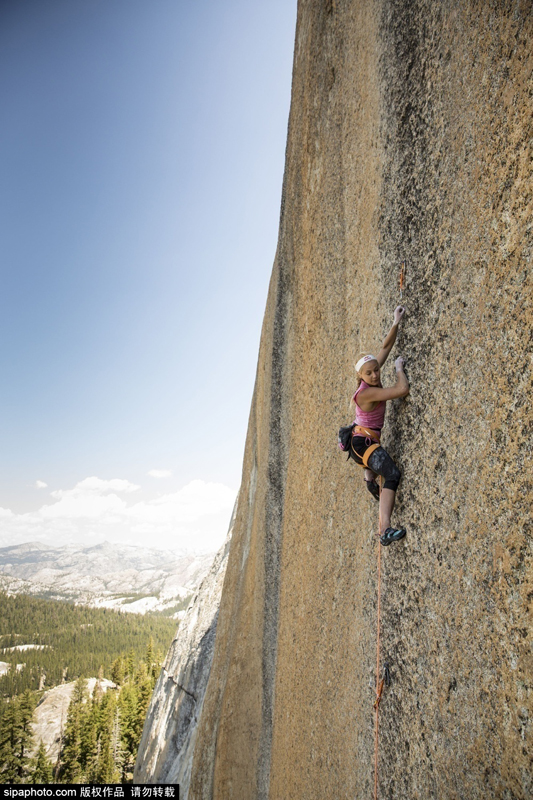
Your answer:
[164,670,198,703]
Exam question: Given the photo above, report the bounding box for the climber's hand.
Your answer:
[395,356,405,372]
[394,305,405,325]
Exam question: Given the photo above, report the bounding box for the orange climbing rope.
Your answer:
[373,476,383,800]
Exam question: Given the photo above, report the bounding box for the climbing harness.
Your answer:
[338,424,382,467]
[350,426,382,468]
[353,425,381,442]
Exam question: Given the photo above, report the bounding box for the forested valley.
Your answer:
[0,592,182,783]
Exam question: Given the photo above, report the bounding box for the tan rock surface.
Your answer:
[140,1,533,798]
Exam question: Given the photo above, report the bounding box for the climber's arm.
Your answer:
[358,358,409,405]
[376,306,405,366]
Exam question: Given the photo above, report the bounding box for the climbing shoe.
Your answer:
[365,479,380,501]
[380,527,406,546]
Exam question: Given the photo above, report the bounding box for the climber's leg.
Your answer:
[351,437,381,502]
[364,468,380,501]
[378,488,396,533]
[366,447,404,537]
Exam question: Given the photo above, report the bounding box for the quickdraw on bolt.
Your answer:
[373,662,391,710]
[399,261,406,299]
[373,677,385,710]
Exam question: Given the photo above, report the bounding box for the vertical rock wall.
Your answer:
[138,1,532,798]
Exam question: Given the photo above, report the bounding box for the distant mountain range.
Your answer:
[0,541,215,616]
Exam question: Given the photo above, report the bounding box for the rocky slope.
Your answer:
[31,677,116,762]
[0,542,214,615]
[137,1,532,798]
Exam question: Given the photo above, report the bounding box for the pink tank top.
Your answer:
[353,380,386,431]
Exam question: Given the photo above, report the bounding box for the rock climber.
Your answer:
[350,305,409,546]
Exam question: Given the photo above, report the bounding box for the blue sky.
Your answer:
[0,0,297,552]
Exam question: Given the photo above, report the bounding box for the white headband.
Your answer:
[356,354,378,371]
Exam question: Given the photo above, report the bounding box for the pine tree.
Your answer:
[145,638,154,680]
[93,692,120,783]
[80,695,99,777]
[31,741,54,784]
[0,691,36,783]
[72,677,89,706]
[0,700,21,782]
[59,679,88,782]
[54,714,65,781]
[117,683,137,779]
[111,705,124,781]
[131,663,153,754]
[126,650,135,681]
[85,736,99,785]
[110,657,125,687]
[93,677,104,706]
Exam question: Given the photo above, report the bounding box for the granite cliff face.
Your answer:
[137,1,532,797]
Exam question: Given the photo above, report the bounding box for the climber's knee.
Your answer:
[383,465,401,492]
[367,447,401,492]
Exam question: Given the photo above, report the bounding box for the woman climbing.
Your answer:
[350,305,409,546]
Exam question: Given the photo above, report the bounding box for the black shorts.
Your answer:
[350,437,401,492]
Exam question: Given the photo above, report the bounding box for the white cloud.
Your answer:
[147,469,173,479]
[35,481,48,489]
[50,477,140,498]
[39,477,140,520]
[0,477,237,554]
